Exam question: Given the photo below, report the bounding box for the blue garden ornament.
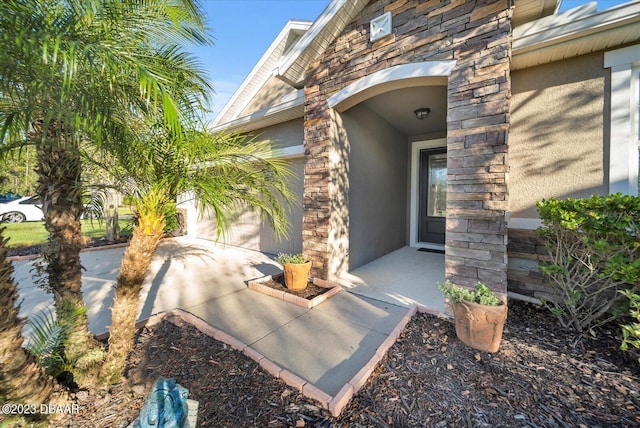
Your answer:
[130,377,190,428]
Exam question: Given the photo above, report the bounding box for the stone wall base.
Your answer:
[507,228,558,301]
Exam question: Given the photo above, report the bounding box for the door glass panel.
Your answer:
[427,153,447,217]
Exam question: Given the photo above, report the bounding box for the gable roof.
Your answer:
[213,0,640,133]
[211,20,311,128]
[273,0,559,89]
[274,0,371,88]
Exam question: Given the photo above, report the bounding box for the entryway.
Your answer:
[338,246,445,312]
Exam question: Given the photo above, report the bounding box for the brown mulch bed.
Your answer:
[258,274,331,300]
[47,300,639,428]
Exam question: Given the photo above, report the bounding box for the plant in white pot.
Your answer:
[438,281,508,353]
[276,253,311,291]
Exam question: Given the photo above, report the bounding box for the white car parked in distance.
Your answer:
[0,196,44,223]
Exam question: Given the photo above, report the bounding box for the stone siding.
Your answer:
[303,0,514,293]
[506,228,554,300]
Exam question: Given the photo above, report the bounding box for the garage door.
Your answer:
[195,158,304,255]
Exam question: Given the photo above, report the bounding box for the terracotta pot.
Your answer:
[283,261,311,290]
[452,300,508,353]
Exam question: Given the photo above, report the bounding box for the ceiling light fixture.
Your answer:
[414,108,431,120]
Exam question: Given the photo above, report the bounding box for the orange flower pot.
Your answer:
[283,261,311,290]
[452,300,508,353]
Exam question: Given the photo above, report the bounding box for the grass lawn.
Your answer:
[3,218,132,247]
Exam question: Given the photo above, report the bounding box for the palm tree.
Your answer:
[98,127,295,384]
[0,226,58,407]
[0,0,211,386]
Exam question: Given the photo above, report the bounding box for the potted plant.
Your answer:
[438,281,508,353]
[276,253,311,291]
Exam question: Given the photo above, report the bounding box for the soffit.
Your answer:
[513,1,640,70]
[210,90,304,134]
[513,0,559,28]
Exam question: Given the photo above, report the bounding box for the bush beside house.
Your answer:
[536,193,640,339]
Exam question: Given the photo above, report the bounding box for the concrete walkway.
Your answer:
[12,238,426,413]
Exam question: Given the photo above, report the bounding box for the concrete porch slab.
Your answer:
[185,288,309,345]
[339,246,446,313]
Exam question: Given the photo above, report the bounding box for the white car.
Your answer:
[0,196,44,223]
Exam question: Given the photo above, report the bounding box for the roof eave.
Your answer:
[513,0,640,70]
[513,0,560,28]
[209,90,305,134]
[274,0,370,89]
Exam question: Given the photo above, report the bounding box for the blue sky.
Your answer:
[194,0,630,122]
[192,1,327,121]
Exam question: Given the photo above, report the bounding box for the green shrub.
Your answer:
[276,253,309,265]
[536,193,640,334]
[620,289,640,351]
[438,281,503,306]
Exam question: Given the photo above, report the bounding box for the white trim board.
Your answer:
[605,44,640,196]
[409,138,447,248]
[273,144,304,160]
[327,61,455,112]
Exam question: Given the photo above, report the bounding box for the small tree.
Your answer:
[98,128,295,384]
[0,226,62,411]
[0,0,212,386]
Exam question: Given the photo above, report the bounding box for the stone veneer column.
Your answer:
[302,0,514,291]
[302,94,333,279]
[445,2,513,297]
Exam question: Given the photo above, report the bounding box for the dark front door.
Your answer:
[419,149,446,245]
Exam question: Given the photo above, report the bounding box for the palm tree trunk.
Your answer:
[34,142,104,387]
[100,214,165,384]
[0,227,58,406]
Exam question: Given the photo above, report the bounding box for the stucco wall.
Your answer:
[251,118,304,149]
[509,52,609,219]
[341,103,408,269]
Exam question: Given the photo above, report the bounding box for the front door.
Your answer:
[419,149,446,245]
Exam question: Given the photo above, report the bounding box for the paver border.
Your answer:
[105,302,446,417]
[7,241,131,262]
[6,236,186,262]
[247,273,343,309]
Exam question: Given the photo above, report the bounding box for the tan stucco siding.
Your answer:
[240,75,298,117]
[252,119,303,149]
[341,103,408,270]
[509,52,609,219]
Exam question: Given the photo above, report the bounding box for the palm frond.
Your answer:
[25,308,63,361]
[24,304,87,376]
